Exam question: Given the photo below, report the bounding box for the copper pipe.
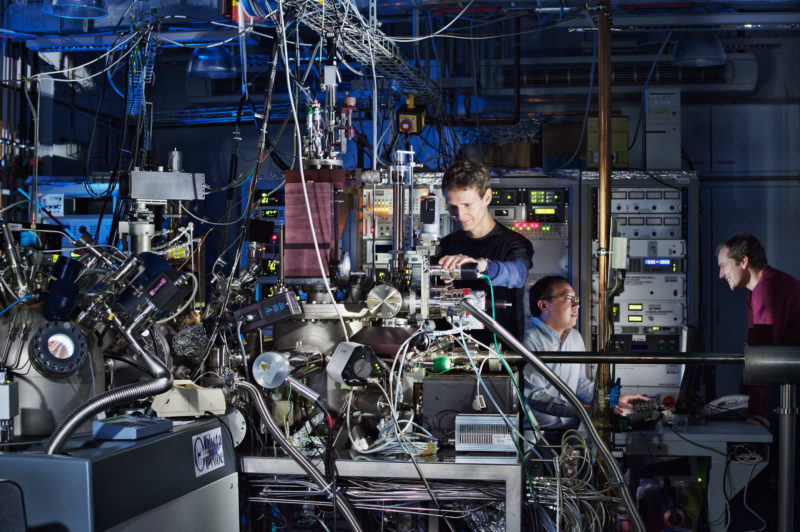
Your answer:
[595,0,614,441]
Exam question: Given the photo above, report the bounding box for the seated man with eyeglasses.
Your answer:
[523,275,648,438]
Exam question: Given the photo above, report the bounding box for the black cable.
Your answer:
[126,56,147,171]
[95,52,130,242]
[217,91,249,260]
[83,52,109,192]
[681,147,696,171]
[0,437,49,448]
[204,409,236,450]
[709,453,733,528]
[667,426,726,456]
[108,196,127,248]
[644,171,683,191]
[202,25,282,346]
[627,31,674,152]
[149,327,159,359]
[556,32,597,171]
[314,400,339,532]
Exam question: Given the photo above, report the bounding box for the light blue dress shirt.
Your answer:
[523,317,593,430]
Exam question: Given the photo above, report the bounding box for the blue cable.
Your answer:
[15,188,78,242]
[0,295,33,318]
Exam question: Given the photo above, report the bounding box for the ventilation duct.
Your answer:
[478,53,757,96]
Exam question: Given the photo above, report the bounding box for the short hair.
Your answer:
[529,275,571,318]
[716,233,768,269]
[441,160,491,197]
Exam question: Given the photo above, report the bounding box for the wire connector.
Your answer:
[472,394,487,411]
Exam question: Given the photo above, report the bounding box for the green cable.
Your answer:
[482,274,541,438]
[425,369,452,375]
[481,274,540,501]
[284,384,293,441]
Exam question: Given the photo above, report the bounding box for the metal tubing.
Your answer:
[448,351,745,365]
[392,178,404,252]
[460,296,646,532]
[2,223,28,295]
[278,224,286,289]
[45,377,171,454]
[109,254,142,285]
[76,232,116,268]
[743,344,800,384]
[778,383,796,532]
[235,381,365,532]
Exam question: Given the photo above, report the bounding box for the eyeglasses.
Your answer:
[544,294,580,305]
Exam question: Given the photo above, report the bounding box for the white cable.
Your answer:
[392,22,562,42]
[158,23,254,49]
[385,0,475,43]
[156,272,198,324]
[237,0,249,100]
[151,225,191,251]
[388,330,420,412]
[366,23,377,171]
[0,200,29,215]
[374,381,436,455]
[182,202,250,226]
[277,0,349,342]
[457,332,529,443]
[30,32,144,83]
[476,355,490,395]
[31,30,138,78]
[741,462,767,531]
[338,56,365,77]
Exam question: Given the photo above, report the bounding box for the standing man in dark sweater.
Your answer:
[437,161,534,343]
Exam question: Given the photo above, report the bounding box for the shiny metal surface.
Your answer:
[366,283,403,318]
[350,326,417,357]
[1,309,105,438]
[273,320,353,355]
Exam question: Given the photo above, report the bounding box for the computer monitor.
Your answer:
[674,363,705,419]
